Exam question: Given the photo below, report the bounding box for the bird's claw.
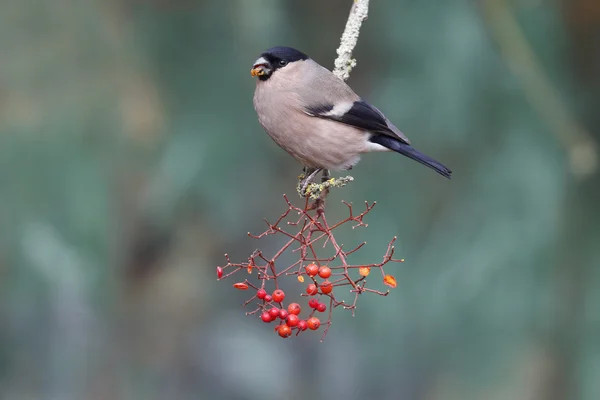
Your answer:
[300,179,311,197]
[297,168,322,197]
[297,172,355,199]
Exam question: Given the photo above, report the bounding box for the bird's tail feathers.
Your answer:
[370,135,452,179]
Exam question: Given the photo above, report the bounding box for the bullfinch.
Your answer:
[251,46,452,187]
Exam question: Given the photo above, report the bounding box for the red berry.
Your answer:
[316,302,327,312]
[298,320,308,331]
[286,314,299,327]
[278,324,292,338]
[272,289,285,303]
[216,266,223,279]
[306,284,318,296]
[279,309,288,320]
[261,311,273,323]
[268,307,280,319]
[305,263,319,277]
[256,289,267,300]
[307,317,321,330]
[320,280,333,294]
[308,298,319,309]
[318,266,332,279]
[287,303,301,315]
[264,294,272,302]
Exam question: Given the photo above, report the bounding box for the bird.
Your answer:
[250,46,451,191]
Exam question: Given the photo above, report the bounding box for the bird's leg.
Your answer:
[297,166,309,188]
[298,166,309,182]
[312,168,332,214]
[299,167,322,195]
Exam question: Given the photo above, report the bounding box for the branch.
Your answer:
[218,196,402,340]
[298,176,354,199]
[333,0,370,81]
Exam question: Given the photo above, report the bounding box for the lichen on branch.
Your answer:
[297,175,354,199]
[333,0,370,81]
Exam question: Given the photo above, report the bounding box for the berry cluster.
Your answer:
[258,291,323,338]
[217,195,403,340]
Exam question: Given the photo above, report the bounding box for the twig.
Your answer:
[333,0,371,81]
[218,195,401,339]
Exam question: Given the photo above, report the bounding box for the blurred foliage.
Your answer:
[1,0,599,399]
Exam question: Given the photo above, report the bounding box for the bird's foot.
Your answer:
[297,174,355,199]
[297,168,321,197]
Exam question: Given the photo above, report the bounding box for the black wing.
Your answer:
[305,100,410,144]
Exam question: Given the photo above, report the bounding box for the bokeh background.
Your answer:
[1,0,599,399]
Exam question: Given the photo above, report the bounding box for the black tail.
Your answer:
[370,135,452,179]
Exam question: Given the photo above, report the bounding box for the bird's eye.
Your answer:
[278,60,288,66]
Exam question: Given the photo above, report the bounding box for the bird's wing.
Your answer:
[304,98,409,144]
[305,99,410,145]
[291,60,411,144]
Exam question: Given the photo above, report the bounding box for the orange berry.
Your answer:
[320,280,333,294]
[305,263,319,277]
[272,289,285,303]
[306,284,318,296]
[318,266,332,279]
[278,324,292,338]
[307,317,321,330]
[287,303,301,315]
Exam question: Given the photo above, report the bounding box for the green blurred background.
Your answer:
[1,0,599,399]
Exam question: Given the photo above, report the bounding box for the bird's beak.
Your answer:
[251,57,271,77]
[250,67,265,77]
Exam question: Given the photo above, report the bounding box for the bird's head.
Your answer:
[251,46,309,81]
